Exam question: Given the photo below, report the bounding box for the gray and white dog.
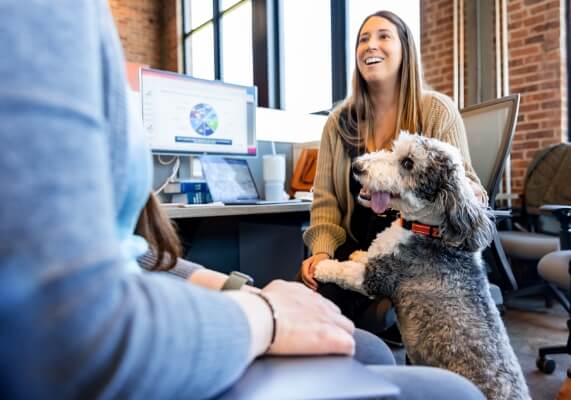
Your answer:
[315,133,529,400]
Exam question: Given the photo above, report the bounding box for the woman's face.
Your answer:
[356,16,403,87]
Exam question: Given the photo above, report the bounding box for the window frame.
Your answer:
[182,0,250,82]
[183,0,349,109]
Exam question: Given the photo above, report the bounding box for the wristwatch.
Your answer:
[221,271,254,291]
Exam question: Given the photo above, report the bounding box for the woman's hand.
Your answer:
[300,253,330,290]
[263,280,354,356]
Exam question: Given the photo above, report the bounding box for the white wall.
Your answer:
[256,107,327,144]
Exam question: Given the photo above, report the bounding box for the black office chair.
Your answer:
[499,143,571,302]
[534,205,571,374]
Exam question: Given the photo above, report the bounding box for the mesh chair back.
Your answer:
[461,95,520,207]
[524,142,571,214]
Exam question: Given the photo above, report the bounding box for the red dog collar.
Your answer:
[400,218,441,238]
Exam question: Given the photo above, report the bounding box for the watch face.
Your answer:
[233,271,254,285]
[222,271,254,291]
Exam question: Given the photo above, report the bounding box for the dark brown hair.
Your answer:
[135,192,182,271]
[333,10,424,153]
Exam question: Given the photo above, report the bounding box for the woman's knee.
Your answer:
[353,328,395,365]
[368,366,485,400]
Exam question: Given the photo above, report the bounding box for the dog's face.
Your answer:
[353,132,494,251]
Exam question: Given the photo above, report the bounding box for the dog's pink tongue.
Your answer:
[371,191,391,214]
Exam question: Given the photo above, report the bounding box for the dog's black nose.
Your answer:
[352,161,364,176]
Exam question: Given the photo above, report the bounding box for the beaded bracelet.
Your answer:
[255,292,277,352]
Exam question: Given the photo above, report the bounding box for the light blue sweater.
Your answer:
[0,1,251,398]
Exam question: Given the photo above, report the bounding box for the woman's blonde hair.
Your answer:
[333,10,423,154]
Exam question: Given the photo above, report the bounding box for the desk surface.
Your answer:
[164,201,311,219]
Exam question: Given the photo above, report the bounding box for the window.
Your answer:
[281,0,332,113]
[186,23,215,80]
[186,0,212,30]
[221,0,241,11]
[183,0,253,86]
[181,1,421,112]
[221,1,253,86]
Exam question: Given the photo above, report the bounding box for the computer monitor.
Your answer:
[140,68,257,156]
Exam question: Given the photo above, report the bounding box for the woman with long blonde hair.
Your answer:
[300,10,485,337]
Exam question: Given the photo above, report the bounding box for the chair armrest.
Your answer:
[495,207,524,221]
[539,204,571,216]
[493,209,512,220]
[539,205,571,250]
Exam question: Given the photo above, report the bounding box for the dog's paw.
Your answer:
[349,250,368,263]
[314,259,342,283]
[314,260,368,295]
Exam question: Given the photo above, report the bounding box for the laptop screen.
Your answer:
[201,156,260,202]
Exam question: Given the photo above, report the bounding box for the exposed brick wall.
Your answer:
[109,0,178,72]
[420,0,567,198]
[420,0,455,98]
[162,0,179,72]
[507,0,567,195]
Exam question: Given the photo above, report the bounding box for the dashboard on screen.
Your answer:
[140,68,257,156]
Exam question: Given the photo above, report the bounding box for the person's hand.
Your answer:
[242,285,261,294]
[262,280,355,356]
[300,253,330,290]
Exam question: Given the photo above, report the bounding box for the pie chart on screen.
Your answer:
[190,103,219,136]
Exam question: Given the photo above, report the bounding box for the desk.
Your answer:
[165,202,311,219]
[164,202,311,286]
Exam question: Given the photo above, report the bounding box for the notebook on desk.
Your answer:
[201,156,301,205]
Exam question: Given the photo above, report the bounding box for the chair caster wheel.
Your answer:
[536,356,556,374]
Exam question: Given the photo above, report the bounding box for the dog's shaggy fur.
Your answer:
[315,133,530,399]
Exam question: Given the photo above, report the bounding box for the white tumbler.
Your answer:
[262,154,286,201]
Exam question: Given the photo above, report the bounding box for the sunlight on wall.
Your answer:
[256,107,327,143]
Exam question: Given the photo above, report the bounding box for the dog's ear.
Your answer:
[438,173,496,252]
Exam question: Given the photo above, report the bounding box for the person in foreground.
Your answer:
[300,10,487,336]
[0,2,483,399]
[0,2,353,398]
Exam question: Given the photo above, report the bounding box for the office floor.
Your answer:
[390,296,569,399]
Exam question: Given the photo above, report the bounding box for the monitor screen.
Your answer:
[140,68,257,156]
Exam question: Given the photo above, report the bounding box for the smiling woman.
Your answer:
[348,1,421,92]
[356,18,404,97]
[299,10,486,337]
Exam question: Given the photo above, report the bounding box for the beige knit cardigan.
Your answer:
[303,90,486,257]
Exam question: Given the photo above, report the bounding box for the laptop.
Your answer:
[215,356,399,399]
[200,156,301,205]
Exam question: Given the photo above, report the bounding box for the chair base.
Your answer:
[537,318,571,374]
[549,283,571,313]
[539,345,569,357]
